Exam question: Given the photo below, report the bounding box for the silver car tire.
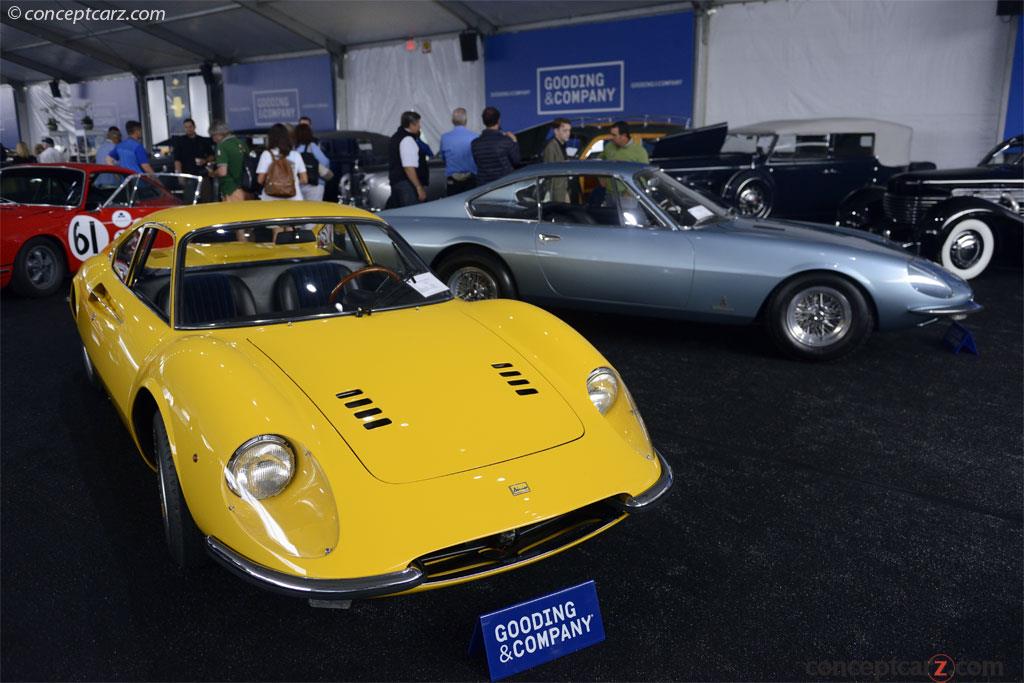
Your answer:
[767,274,873,361]
[939,216,994,280]
[154,415,206,570]
[731,176,773,219]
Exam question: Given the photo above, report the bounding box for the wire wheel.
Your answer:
[447,266,499,301]
[784,286,853,348]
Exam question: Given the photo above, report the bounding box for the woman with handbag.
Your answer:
[255,123,307,202]
[295,123,333,202]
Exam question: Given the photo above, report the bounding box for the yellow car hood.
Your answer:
[245,303,585,484]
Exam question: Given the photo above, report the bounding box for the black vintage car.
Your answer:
[649,118,933,223]
[838,135,1023,280]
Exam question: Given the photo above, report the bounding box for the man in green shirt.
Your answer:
[210,121,251,201]
[600,121,650,164]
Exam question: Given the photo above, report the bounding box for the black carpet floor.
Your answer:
[2,267,1021,682]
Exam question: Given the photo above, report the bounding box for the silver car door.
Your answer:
[533,173,695,309]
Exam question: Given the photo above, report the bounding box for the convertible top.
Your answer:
[731,118,913,167]
[140,200,383,236]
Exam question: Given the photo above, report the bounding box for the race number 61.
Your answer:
[68,215,110,262]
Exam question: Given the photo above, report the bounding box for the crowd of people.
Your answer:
[385,105,650,208]
[2,105,650,210]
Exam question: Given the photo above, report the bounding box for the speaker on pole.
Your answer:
[49,79,61,98]
[459,30,479,62]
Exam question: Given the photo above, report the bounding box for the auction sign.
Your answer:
[470,581,605,680]
[484,11,693,129]
[537,62,624,115]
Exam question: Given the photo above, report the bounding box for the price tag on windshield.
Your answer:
[687,205,714,222]
[406,272,449,298]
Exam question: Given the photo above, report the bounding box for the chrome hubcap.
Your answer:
[785,287,852,348]
[950,230,983,270]
[737,183,768,217]
[25,246,57,287]
[448,266,498,301]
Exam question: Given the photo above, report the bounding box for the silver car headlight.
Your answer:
[225,435,296,500]
[587,367,619,415]
[907,261,953,298]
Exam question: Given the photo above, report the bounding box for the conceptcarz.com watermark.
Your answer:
[805,654,1004,681]
[6,5,165,23]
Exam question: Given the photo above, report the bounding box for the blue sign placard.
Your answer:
[484,12,693,130]
[470,581,605,681]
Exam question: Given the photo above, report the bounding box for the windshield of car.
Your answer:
[981,140,1023,166]
[721,133,775,156]
[634,170,730,227]
[174,220,450,328]
[0,167,85,206]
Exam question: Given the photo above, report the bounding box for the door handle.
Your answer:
[538,233,561,242]
[87,283,122,323]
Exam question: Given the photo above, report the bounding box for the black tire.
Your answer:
[727,173,773,218]
[11,237,65,298]
[435,249,517,301]
[935,214,995,280]
[767,274,873,361]
[154,415,206,570]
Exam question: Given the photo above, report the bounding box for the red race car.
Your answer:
[1,163,203,297]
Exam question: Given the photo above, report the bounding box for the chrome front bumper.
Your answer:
[207,449,673,600]
[612,448,674,512]
[909,301,984,317]
[206,537,425,600]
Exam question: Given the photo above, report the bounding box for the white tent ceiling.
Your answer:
[0,0,688,85]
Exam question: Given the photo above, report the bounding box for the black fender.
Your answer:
[836,185,886,230]
[919,196,1021,258]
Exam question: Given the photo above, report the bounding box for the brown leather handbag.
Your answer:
[264,151,296,198]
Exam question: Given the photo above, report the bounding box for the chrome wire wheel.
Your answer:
[448,266,499,301]
[784,286,853,348]
[25,244,58,289]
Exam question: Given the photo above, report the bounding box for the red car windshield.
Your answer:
[0,167,85,207]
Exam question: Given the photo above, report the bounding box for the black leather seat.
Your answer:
[159,273,257,324]
[274,262,352,312]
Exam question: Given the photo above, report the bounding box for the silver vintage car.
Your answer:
[381,161,981,360]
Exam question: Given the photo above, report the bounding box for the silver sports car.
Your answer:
[381,161,981,360]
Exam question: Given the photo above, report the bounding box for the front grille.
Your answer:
[415,500,625,584]
[883,193,942,225]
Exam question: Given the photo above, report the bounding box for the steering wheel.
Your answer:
[328,265,402,305]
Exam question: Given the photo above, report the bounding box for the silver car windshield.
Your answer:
[721,133,775,156]
[634,170,730,228]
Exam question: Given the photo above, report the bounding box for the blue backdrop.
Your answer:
[1005,15,1022,140]
[483,12,693,131]
[223,54,335,131]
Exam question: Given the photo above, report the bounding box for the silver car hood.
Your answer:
[725,217,912,258]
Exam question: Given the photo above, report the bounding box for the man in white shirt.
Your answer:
[386,111,429,208]
[37,138,64,163]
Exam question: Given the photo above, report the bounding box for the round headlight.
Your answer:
[587,367,619,415]
[225,435,295,500]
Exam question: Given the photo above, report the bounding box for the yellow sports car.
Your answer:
[70,200,671,603]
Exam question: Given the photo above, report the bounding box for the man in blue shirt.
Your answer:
[439,107,478,196]
[109,120,155,175]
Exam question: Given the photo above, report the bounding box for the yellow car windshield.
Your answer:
[163,221,448,328]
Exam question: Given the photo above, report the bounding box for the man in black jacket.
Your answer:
[471,106,520,185]
[387,111,429,208]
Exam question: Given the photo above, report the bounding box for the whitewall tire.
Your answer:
[939,216,995,280]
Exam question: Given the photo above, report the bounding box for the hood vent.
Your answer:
[491,362,539,397]
[337,389,392,430]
